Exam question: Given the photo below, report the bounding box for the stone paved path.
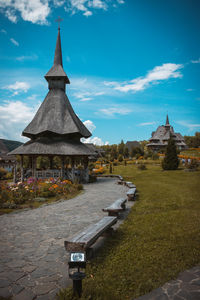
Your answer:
[0,178,128,300]
[134,265,200,300]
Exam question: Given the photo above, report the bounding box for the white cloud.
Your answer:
[99,107,132,117]
[83,10,92,16]
[0,100,39,141]
[103,81,119,86]
[72,83,105,101]
[111,63,183,93]
[83,136,108,146]
[4,81,30,95]
[176,121,200,131]
[186,88,194,92]
[191,58,200,64]
[0,28,7,34]
[5,9,17,23]
[0,0,51,24]
[65,0,124,17]
[139,122,156,126]
[88,0,107,10]
[82,119,109,145]
[16,54,38,61]
[53,0,65,7]
[10,37,19,46]
[83,119,96,132]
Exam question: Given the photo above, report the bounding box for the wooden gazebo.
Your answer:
[9,27,95,183]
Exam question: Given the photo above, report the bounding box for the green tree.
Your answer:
[162,137,179,170]
[184,132,200,148]
[124,147,129,158]
[118,140,125,155]
[110,145,118,160]
[118,154,123,162]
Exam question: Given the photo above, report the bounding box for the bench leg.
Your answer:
[108,211,119,217]
[102,227,114,237]
[86,247,94,259]
[121,204,126,210]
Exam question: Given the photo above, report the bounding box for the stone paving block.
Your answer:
[13,288,36,300]
[0,278,11,288]
[0,287,12,298]
[11,284,24,295]
[33,282,57,295]
[178,271,198,282]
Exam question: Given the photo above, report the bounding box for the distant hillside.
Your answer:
[0,139,23,153]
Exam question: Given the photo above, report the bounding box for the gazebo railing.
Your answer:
[36,169,61,179]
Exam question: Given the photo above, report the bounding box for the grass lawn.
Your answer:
[58,163,200,300]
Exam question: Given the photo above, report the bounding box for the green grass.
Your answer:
[58,164,200,300]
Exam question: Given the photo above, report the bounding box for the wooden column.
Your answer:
[32,156,36,179]
[83,157,89,183]
[61,156,65,179]
[71,156,75,183]
[13,162,17,183]
[20,155,24,182]
[49,156,54,169]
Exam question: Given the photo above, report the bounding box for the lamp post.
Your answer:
[68,252,86,297]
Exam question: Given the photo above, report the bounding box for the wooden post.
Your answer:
[20,155,24,182]
[13,162,17,183]
[83,157,89,183]
[49,156,53,169]
[61,156,65,179]
[32,156,36,179]
[71,156,75,183]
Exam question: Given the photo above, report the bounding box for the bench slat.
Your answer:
[127,188,136,195]
[103,198,126,212]
[65,216,117,251]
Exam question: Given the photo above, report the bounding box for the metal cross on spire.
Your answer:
[55,16,63,29]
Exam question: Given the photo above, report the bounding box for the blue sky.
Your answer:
[0,0,200,145]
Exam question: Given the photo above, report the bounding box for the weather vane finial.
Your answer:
[55,16,63,30]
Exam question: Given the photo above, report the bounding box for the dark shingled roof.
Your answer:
[8,28,95,157]
[9,137,94,156]
[126,141,141,151]
[45,28,70,84]
[147,115,187,149]
[23,89,91,139]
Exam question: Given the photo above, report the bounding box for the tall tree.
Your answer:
[124,147,129,158]
[162,137,179,170]
[118,140,125,155]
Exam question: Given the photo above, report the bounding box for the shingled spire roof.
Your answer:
[45,28,70,83]
[9,27,93,157]
[22,28,91,140]
[165,114,170,126]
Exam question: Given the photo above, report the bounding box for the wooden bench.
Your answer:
[127,188,136,201]
[127,183,136,189]
[64,216,117,255]
[124,181,136,188]
[102,198,127,217]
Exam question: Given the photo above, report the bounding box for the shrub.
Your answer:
[75,183,83,191]
[162,137,179,170]
[0,168,7,180]
[88,162,95,172]
[152,153,159,160]
[137,163,147,170]
[118,154,123,162]
[185,159,199,170]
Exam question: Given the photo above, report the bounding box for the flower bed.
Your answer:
[0,178,82,211]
